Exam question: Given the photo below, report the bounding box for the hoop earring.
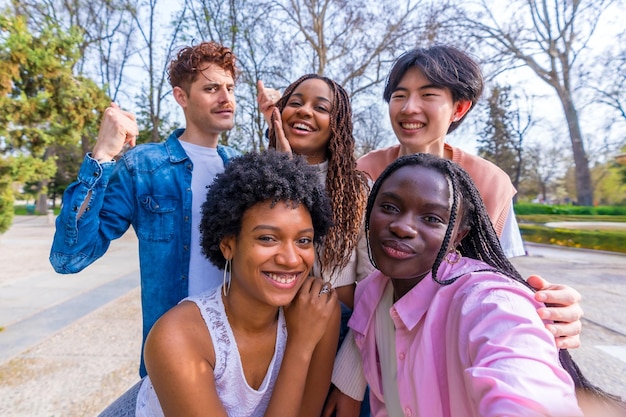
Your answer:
[222,258,232,296]
[445,249,461,265]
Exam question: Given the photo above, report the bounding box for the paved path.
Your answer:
[545,221,626,230]
[0,216,141,416]
[511,243,626,400]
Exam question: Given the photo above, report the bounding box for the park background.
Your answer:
[1,0,624,251]
[0,1,625,415]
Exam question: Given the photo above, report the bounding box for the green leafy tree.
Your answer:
[592,159,626,206]
[0,14,109,232]
[0,159,14,232]
[477,85,523,190]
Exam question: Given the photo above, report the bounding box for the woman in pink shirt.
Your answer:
[351,152,622,417]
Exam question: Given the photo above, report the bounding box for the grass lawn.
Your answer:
[517,214,626,254]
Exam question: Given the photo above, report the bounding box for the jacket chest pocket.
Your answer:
[137,195,178,242]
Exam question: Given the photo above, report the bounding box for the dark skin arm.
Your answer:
[144,278,340,417]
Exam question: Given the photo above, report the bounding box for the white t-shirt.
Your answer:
[500,205,526,258]
[180,140,224,296]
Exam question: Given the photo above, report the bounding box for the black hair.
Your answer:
[365,152,526,286]
[383,45,484,134]
[200,150,333,266]
[365,152,626,409]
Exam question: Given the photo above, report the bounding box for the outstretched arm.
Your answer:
[460,279,582,417]
[528,275,583,349]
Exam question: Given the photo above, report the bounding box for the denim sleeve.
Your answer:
[49,153,134,273]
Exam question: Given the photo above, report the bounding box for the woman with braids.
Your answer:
[258,74,373,311]
[101,151,340,416]
[351,153,624,417]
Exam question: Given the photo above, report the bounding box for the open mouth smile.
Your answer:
[291,122,315,132]
[265,272,300,285]
[400,122,425,130]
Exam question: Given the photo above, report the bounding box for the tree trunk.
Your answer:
[559,91,594,206]
[35,190,48,214]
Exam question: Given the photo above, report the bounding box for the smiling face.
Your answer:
[220,200,315,307]
[368,164,454,286]
[174,64,236,143]
[280,78,333,164]
[388,67,468,156]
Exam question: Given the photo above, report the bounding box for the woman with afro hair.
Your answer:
[105,150,341,417]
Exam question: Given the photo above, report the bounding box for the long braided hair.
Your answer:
[269,74,370,278]
[366,152,626,409]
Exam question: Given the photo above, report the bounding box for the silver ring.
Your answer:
[318,284,331,296]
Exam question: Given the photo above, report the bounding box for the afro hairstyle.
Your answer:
[199,149,333,267]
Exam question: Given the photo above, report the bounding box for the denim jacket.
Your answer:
[50,129,240,376]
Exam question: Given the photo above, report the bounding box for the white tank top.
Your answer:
[135,288,287,416]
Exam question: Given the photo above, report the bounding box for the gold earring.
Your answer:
[445,249,461,265]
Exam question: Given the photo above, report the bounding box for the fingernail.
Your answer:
[536,292,547,301]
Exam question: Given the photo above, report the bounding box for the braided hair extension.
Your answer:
[366,152,626,409]
[269,74,370,278]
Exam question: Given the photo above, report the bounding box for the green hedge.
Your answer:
[519,224,626,254]
[13,205,60,216]
[514,203,626,216]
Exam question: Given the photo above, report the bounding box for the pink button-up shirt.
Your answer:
[349,257,582,417]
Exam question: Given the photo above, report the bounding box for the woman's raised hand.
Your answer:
[256,80,281,125]
[284,277,337,354]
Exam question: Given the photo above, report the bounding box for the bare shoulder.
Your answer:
[145,300,215,370]
[150,301,205,337]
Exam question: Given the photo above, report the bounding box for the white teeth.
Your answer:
[293,123,313,131]
[401,122,424,129]
[267,272,297,284]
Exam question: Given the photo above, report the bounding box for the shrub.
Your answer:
[519,224,626,254]
[514,203,626,216]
